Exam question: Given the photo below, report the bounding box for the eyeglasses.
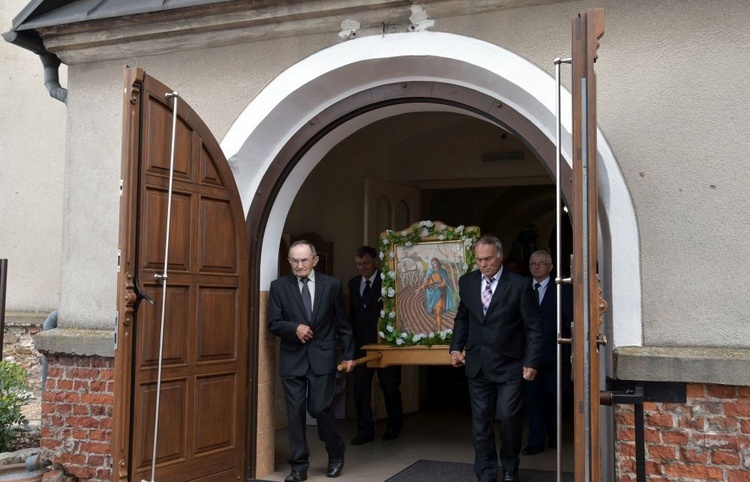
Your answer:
[529,262,551,267]
[288,257,315,265]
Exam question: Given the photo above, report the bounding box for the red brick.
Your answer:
[707,384,738,399]
[647,412,675,428]
[73,380,90,391]
[644,401,659,411]
[648,445,677,461]
[56,379,73,390]
[687,383,705,399]
[617,409,635,426]
[644,461,664,475]
[741,419,750,434]
[679,415,706,430]
[681,448,709,464]
[727,469,750,482]
[663,463,724,479]
[618,442,636,457]
[709,415,740,432]
[645,428,661,443]
[711,449,741,465]
[725,401,750,417]
[738,386,750,400]
[694,434,746,450]
[618,458,635,474]
[662,430,689,444]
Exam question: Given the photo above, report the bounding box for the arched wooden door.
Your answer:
[114,68,250,481]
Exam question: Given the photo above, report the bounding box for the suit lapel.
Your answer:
[487,267,510,315]
[311,271,324,322]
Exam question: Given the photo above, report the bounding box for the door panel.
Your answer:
[114,67,249,482]
[570,9,606,482]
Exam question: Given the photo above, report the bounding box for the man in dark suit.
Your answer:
[450,235,542,482]
[523,250,573,456]
[348,246,403,445]
[268,240,355,482]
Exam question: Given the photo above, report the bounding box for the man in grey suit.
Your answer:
[450,235,542,482]
[268,240,355,482]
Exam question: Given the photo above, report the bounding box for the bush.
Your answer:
[0,360,32,452]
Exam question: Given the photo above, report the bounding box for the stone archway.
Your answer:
[220,32,642,477]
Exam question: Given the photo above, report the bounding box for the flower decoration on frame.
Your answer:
[377,220,480,347]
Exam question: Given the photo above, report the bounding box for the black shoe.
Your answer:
[351,433,374,445]
[522,444,545,455]
[503,471,519,482]
[284,469,307,482]
[382,429,400,441]
[327,457,344,478]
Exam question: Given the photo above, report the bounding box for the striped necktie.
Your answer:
[482,276,494,314]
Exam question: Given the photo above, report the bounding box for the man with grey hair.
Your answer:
[268,240,355,482]
[450,234,542,482]
[523,249,573,456]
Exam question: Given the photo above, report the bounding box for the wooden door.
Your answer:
[114,68,249,482]
[570,9,606,482]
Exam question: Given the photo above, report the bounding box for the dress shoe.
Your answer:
[327,457,344,478]
[382,429,400,441]
[351,433,374,445]
[502,471,519,482]
[284,469,307,482]
[522,444,545,455]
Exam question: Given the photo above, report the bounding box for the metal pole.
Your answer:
[146,92,179,482]
[580,79,591,482]
[0,259,7,358]
[553,56,570,482]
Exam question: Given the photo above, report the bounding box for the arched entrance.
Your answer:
[222,32,642,477]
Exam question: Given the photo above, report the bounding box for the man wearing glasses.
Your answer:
[523,250,573,456]
[268,240,355,482]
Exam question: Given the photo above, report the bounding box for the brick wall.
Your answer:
[2,319,43,394]
[40,354,114,482]
[615,383,750,482]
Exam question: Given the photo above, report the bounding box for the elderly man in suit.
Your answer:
[450,235,542,482]
[348,246,403,445]
[523,250,573,456]
[268,240,355,482]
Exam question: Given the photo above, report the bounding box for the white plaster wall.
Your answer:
[0,0,66,312]
[23,0,750,348]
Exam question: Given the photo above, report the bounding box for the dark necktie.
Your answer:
[301,277,313,319]
[482,276,494,314]
[534,282,542,304]
[361,279,371,305]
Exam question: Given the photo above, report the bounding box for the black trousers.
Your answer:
[467,375,524,482]
[282,367,345,472]
[352,364,403,436]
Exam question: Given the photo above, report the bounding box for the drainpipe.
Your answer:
[40,310,58,393]
[2,30,67,104]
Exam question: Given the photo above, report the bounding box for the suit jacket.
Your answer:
[268,271,354,377]
[348,271,383,357]
[536,281,573,366]
[450,267,543,383]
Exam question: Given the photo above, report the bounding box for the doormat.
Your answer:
[385,459,573,482]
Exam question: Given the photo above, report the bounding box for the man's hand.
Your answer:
[522,366,538,381]
[341,360,355,372]
[450,350,465,367]
[296,324,313,343]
